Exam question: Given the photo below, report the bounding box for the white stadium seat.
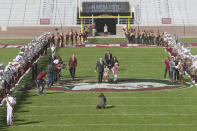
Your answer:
[0,0,197,25]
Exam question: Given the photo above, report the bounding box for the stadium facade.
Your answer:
[0,0,197,37]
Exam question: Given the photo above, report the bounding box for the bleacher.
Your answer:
[134,0,197,25]
[0,0,78,26]
[50,0,78,25]
[0,0,13,25]
[0,0,197,25]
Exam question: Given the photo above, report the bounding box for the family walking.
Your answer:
[95,50,119,83]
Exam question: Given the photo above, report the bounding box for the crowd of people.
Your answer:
[0,32,50,126]
[123,27,165,46]
[34,42,78,95]
[2,29,197,126]
[163,32,196,84]
[49,28,89,48]
[0,33,50,97]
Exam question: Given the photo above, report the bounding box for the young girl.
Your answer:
[104,65,109,82]
[112,62,118,82]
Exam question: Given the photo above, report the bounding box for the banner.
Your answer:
[40,19,50,25]
[162,18,171,24]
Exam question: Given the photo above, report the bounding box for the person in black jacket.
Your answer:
[95,58,105,83]
[104,50,112,68]
[32,63,37,80]
[96,93,107,109]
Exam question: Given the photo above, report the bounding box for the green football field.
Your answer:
[1,38,197,131]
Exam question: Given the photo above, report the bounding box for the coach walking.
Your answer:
[69,54,77,80]
[95,58,105,83]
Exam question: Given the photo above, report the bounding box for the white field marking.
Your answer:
[1,104,196,108]
[16,123,196,127]
[14,113,197,117]
[28,96,197,99]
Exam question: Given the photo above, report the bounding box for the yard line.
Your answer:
[1,104,197,108]
[16,123,196,127]
[29,96,197,99]
[15,113,197,117]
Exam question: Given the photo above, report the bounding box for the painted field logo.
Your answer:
[48,79,191,92]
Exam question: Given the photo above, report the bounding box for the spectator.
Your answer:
[169,57,175,83]
[36,71,46,95]
[174,57,180,81]
[164,56,170,79]
[47,63,54,87]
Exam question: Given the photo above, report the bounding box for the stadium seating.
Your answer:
[0,0,13,25]
[50,0,78,25]
[0,0,197,25]
[134,0,197,24]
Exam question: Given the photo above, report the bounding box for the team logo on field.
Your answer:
[49,78,191,92]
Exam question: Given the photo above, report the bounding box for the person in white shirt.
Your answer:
[0,93,16,126]
[51,44,56,56]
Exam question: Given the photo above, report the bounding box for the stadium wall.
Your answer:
[0,25,197,38]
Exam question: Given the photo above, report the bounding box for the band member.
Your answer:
[49,33,55,47]
[69,54,77,80]
[0,93,16,126]
[59,32,64,47]
[57,32,60,47]
[70,30,74,46]
[79,31,82,44]
[74,31,78,44]
[156,32,160,46]
[65,32,69,47]
[82,30,87,44]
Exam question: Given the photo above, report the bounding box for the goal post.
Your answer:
[78,0,133,33]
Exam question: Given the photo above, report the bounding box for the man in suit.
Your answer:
[95,58,105,83]
[105,50,112,68]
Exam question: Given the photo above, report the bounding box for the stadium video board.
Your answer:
[79,0,132,19]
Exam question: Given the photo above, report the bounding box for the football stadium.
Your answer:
[1,0,197,131]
